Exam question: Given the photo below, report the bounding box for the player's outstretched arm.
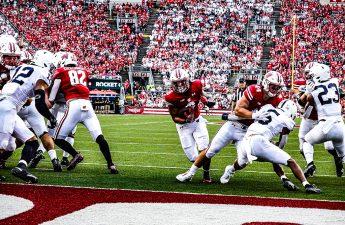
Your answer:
[234,95,253,119]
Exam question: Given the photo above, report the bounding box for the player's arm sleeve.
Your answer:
[34,80,56,121]
[48,79,61,102]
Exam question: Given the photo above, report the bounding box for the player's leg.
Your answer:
[177,121,245,182]
[0,137,16,169]
[298,118,314,159]
[193,117,212,182]
[83,101,118,174]
[329,122,345,177]
[302,123,327,177]
[54,102,82,171]
[11,116,39,183]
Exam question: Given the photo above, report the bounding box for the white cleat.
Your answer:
[176,171,194,182]
[220,165,234,184]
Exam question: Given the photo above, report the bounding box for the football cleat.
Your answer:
[108,164,119,174]
[304,163,316,178]
[176,171,194,182]
[52,158,62,172]
[11,167,38,183]
[305,184,321,194]
[67,153,84,171]
[202,171,213,184]
[334,156,344,177]
[60,157,69,167]
[29,150,45,168]
[220,165,235,184]
[282,178,299,191]
[0,175,5,182]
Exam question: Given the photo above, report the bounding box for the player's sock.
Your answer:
[55,139,78,157]
[47,150,57,160]
[96,135,113,166]
[302,180,310,187]
[0,151,14,162]
[303,142,314,165]
[38,142,47,153]
[66,136,75,146]
[21,140,39,164]
[63,151,70,158]
[327,149,337,157]
[189,165,199,175]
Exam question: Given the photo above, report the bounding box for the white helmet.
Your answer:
[170,68,190,93]
[33,50,55,69]
[304,62,319,80]
[278,99,297,120]
[262,71,285,97]
[309,63,330,83]
[55,51,78,67]
[20,50,33,63]
[0,34,17,44]
[0,41,21,69]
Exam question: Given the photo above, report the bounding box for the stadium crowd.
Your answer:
[0,0,148,76]
[267,0,345,88]
[142,0,277,91]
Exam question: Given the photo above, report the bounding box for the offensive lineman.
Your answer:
[302,63,344,177]
[165,68,214,183]
[49,52,118,174]
[219,100,321,193]
[177,71,299,191]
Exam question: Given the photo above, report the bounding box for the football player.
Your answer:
[176,71,299,191]
[219,100,321,193]
[16,50,62,172]
[0,44,57,183]
[297,62,342,177]
[302,63,344,177]
[49,52,118,174]
[165,68,214,183]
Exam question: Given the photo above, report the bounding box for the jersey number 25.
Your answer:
[68,70,86,86]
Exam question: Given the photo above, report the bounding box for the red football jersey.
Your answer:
[53,67,90,101]
[165,80,203,120]
[241,84,284,126]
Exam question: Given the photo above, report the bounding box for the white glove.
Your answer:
[305,80,315,94]
[186,101,196,108]
[252,111,270,122]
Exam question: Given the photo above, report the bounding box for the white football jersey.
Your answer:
[311,78,342,120]
[1,64,50,110]
[246,104,295,140]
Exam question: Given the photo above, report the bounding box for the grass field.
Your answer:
[1,115,344,201]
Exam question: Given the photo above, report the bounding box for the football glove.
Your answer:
[252,111,270,121]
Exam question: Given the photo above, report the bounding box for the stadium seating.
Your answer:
[0,0,148,76]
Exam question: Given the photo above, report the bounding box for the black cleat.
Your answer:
[202,171,213,184]
[282,178,299,191]
[334,156,344,177]
[305,184,321,194]
[52,158,62,172]
[108,164,119,174]
[67,153,84,171]
[304,163,316,178]
[60,157,69,167]
[29,150,45,168]
[11,167,38,183]
[0,175,5,182]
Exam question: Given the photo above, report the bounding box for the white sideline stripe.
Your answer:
[32,161,338,177]
[7,182,344,203]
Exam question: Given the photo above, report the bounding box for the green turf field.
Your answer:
[1,115,344,201]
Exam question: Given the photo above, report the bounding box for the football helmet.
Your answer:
[56,52,78,67]
[0,41,21,69]
[309,63,330,83]
[33,50,55,69]
[20,50,33,63]
[262,71,285,97]
[278,99,297,120]
[170,68,190,93]
[304,62,319,80]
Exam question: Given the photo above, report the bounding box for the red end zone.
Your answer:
[0,183,344,225]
